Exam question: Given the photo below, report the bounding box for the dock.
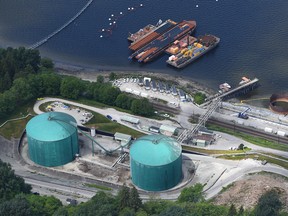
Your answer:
[201,78,260,107]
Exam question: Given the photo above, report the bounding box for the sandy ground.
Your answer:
[212,172,288,211]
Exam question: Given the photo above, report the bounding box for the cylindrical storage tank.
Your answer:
[26,112,79,167]
[91,127,96,137]
[130,134,182,191]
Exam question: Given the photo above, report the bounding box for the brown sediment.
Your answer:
[269,93,288,115]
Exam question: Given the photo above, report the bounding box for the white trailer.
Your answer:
[277,131,286,137]
[264,127,273,133]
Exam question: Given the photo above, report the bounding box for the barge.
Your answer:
[166,35,220,68]
[129,20,196,63]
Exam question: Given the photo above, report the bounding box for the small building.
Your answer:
[159,124,178,136]
[149,126,160,133]
[145,80,150,90]
[151,80,157,91]
[158,81,164,93]
[192,134,214,147]
[179,89,186,101]
[120,115,140,124]
[114,132,132,145]
[171,85,178,96]
[198,127,214,136]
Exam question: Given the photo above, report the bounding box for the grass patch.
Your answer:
[217,154,288,170]
[220,182,235,193]
[182,145,248,155]
[207,124,288,152]
[84,183,112,191]
[0,100,36,139]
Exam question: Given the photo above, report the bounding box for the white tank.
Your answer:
[91,127,96,137]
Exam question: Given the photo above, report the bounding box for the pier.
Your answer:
[28,0,94,50]
[201,78,260,107]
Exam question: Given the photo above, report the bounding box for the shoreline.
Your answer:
[54,61,217,97]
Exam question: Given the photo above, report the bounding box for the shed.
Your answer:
[145,80,150,90]
[158,82,164,93]
[159,124,178,136]
[149,126,160,133]
[152,80,157,91]
[120,115,140,124]
[192,134,214,147]
[172,86,178,96]
[114,132,132,145]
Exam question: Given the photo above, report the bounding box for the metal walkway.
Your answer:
[177,98,222,143]
[29,0,94,49]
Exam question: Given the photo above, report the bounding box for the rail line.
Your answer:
[28,0,94,49]
[207,118,288,145]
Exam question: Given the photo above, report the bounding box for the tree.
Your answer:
[115,94,133,109]
[186,202,228,216]
[109,72,117,81]
[193,92,206,105]
[26,194,62,216]
[117,184,131,211]
[97,75,104,83]
[60,76,84,99]
[40,58,54,69]
[119,207,136,216]
[131,98,153,117]
[254,189,282,216]
[228,204,237,216]
[177,183,204,203]
[238,143,244,150]
[100,86,121,106]
[129,186,142,212]
[159,205,187,216]
[0,197,33,216]
[0,159,31,203]
[238,206,244,216]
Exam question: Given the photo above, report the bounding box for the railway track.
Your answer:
[207,118,288,145]
[151,102,180,115]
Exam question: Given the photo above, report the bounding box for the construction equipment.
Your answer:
[238,107,251,119]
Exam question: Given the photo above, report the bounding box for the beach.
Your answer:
[54,61,217,98]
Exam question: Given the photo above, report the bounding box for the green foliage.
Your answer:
[119,207,135,216]
[72,191,117,216]
[159,205,188,216]
[60,76,84,99]
[185,202,228,216]
[193,92,206,105]
[115,94,133,110]
[143,200,175,215]
[41,58,54,69]
[254,189,282,216]
[0,196,33,216]
[109,72,117,81]
[26,194,62,216]
[228,203,237,216]
[177,183,204,203]
[0,47,41,92]
[97,75,104,83]
[238,143,245,150]
[117,185,131,211]
[131,98,154,117]
[0,159,31,203]
[238,205,244,216]
[129,186,142,212]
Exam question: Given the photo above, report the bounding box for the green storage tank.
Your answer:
[130,134,182,191]
[26,112,79,167]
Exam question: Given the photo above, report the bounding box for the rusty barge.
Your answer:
[128,20,196,63]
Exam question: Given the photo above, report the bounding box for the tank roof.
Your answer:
[130,134,182,166]
[26,112,77,141]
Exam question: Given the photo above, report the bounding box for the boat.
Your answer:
[129,20,197,63]
[129,19,177,51]
[166,34,220,68]
[128,24,156,42]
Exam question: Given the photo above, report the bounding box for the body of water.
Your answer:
[1,0,288,106]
